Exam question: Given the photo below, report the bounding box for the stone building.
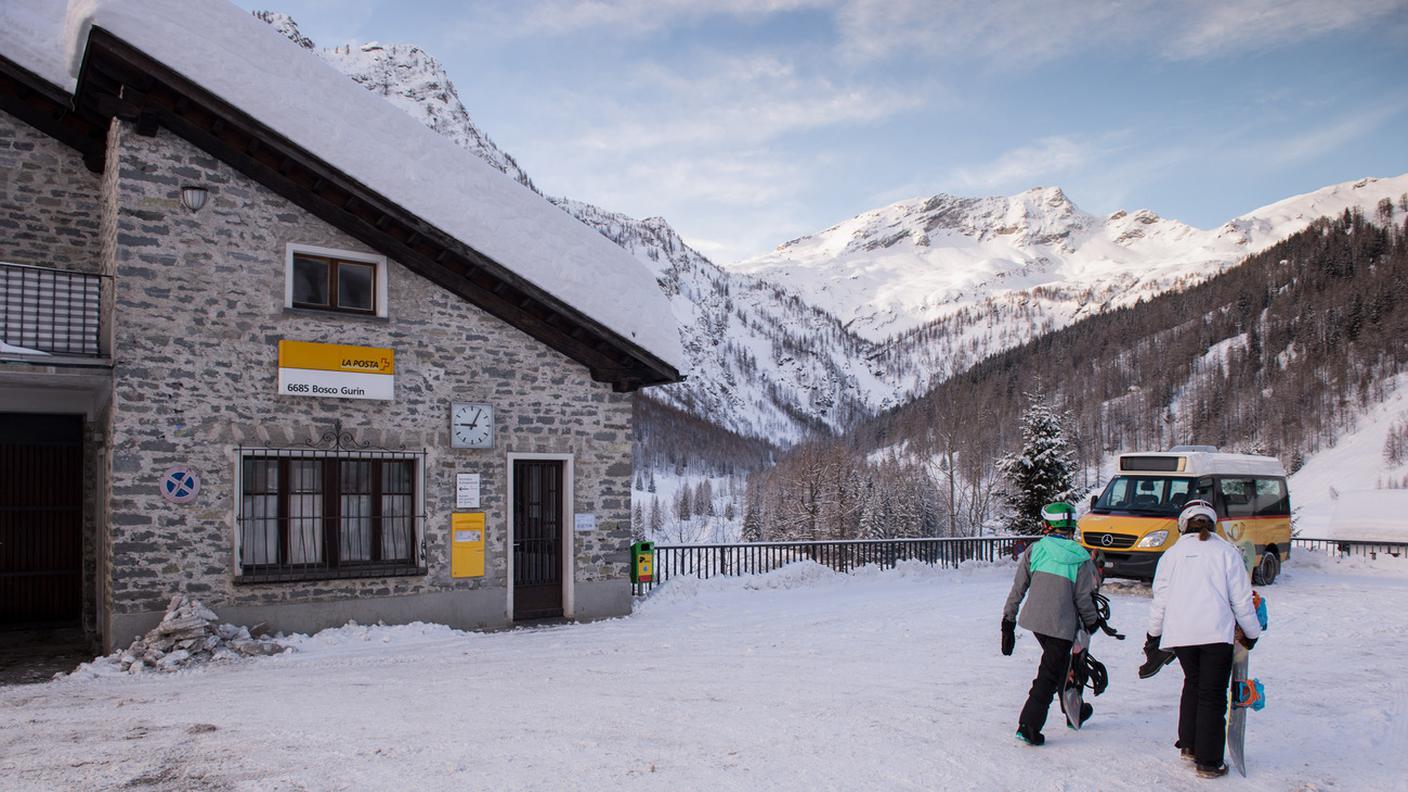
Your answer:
[0,0,683,652]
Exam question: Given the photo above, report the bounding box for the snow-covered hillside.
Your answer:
[1290,373,1408,540]
[738,177,1408,394]
[256,12,883,441]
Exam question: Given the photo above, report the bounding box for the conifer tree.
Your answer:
[648,495,664,537]
[631,502,645,542]
[676,484,692,521]
[998,389,1076,534]
[647,470,657,493]
[692,481,709,517]
[742,499,762,542]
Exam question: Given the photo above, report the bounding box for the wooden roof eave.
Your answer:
[0,54,109,172]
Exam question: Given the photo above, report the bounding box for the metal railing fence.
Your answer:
[1290,537,1408,559]
[0,262,106,356]
[632,535,1040,595]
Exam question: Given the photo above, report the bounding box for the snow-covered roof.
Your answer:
[0,0,683,375]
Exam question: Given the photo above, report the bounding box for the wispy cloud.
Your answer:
[833,0,1407,65]
[575,61,921,151]
[1164,0,1407,60]
[947,136,1100,193]
[1259,103,1406,166]
[834,0,1136,67]
[462,0,833,37]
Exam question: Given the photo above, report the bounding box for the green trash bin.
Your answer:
[630,541,655,584]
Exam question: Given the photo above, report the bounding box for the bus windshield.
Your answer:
[1093,476,1206,516]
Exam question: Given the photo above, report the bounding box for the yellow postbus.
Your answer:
[1077,448,1291,584]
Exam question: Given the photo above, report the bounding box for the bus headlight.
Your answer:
[1073,525,1083,543]
[1136,530,1168,548]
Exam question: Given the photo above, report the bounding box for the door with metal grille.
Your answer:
[512,460,564,620]
[0,414,83,629]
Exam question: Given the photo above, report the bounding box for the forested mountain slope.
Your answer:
[745,207,1408,540]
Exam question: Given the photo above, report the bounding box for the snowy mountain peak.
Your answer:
[736,174,1408,346]
[251,11,314,50]
[255,11,537,191]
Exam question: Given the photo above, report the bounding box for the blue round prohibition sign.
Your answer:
[161,467,200,504]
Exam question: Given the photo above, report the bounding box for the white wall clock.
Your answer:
[451,402,494,449]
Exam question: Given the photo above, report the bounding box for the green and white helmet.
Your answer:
[1041,501,1078,532]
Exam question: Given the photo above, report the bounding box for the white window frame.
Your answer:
[505,452,576,622]
[284,243,389,318]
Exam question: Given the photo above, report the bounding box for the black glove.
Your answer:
[1001,619,1016,656]
[1239,635,1257,651]
[1084,622,1101,635]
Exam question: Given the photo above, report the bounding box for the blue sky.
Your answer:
[234,0,1408,265]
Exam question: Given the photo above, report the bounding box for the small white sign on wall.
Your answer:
[455,473,481,509]
[574,513,596,532]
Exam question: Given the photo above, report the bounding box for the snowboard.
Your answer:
[1227,640,1250,775]
[1062,627,1090,730]
[1227,591,1268,776]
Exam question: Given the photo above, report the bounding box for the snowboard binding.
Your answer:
[1233,678,1265,711]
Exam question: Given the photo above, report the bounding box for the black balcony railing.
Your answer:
[0,262,105,357]
[631,535,1041,595]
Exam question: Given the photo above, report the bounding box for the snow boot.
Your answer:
[1195,761,1229,778]
[1015,724,1045,746]
[1175,741,1194,762]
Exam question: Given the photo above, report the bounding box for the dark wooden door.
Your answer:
[512,460,563,620]
[0,414,83,629]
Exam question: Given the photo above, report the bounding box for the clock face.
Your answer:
[451,402,494,449]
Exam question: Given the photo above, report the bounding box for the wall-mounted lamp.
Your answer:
[180,186,208,212]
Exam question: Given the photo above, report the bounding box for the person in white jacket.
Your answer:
[1146,501,1263,779]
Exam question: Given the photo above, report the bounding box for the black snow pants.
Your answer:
[1173,642,1235,765]
[1018,632,1072,734]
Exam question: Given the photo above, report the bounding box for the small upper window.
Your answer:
[286,245,387,317]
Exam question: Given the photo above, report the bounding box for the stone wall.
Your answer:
[0,110,104,272]
[102,121,634,634]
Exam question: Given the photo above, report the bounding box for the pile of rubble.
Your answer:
[110,595,290,674]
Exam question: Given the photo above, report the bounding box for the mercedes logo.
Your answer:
[1100,534,1114,547]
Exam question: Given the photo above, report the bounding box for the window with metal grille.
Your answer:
[236,448,425,583]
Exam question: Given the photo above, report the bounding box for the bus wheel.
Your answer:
[1253,551,1280,586]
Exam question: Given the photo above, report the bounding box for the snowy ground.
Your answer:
[3,553,1406,791]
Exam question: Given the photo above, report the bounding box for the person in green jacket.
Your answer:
[1002,502,1102,745]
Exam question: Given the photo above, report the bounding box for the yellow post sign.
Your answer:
[451,512,486,578]
[277,340,395,400]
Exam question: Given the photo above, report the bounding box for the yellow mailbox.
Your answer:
[451,513,486,578]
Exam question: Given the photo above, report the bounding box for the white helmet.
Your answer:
[1178,500,1218,533]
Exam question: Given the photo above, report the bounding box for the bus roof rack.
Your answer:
[1167,445,1219,452]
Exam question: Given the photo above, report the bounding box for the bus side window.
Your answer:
[1219,478,1256,518]
[1254,478,1290,516]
